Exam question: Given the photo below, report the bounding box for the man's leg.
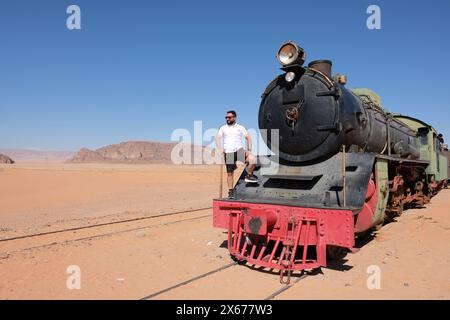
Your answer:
[245,152,257,176]
[227,172,234,190]
[224,151,237,199]
[244,151,258,183]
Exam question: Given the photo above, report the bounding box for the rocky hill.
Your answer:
[0,154,15,164]
[0,149,74,163]
[69,141,212,164]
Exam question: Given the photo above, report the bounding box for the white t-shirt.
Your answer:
[217,123,249,153]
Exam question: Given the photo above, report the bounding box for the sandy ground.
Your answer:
[0,163,449,299]
[0,163,225,237]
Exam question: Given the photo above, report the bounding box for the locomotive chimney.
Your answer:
[308,60,332,78]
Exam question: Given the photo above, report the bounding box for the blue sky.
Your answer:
[1,0,449,151]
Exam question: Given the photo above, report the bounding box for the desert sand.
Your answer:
[0,162,449,299]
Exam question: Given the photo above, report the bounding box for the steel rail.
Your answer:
[140,262,238,300]
[0,206,212,242]
[2,214,211,255]
[263,271,309,300]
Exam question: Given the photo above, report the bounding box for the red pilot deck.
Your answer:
[213,200,354,282]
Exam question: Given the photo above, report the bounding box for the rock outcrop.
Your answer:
[0,149,74,162]
[69,141,211,164]
[0,154,14,164]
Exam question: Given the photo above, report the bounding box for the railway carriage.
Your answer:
[213,41,449,283]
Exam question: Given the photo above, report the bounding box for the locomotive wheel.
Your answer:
[356,229,373,240]
[374,218,385,231]
[396,201,404,216]
[326,245,347,261]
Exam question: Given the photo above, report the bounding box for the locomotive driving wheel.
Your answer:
[326,245,347,261]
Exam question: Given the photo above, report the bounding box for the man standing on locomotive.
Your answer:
[216,110,258,199]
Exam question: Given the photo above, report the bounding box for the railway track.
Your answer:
[0,207,212,254]
[263,272,310,300]
[2,205,311,299]
[140,261,311,300]
[0,206,212,242]
[140,262,239,300]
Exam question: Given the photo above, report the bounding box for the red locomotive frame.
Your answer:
[213,200,354,283]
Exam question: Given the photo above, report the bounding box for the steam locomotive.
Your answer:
[213,41,449,283]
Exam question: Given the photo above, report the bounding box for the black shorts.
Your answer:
[224,148,246,173]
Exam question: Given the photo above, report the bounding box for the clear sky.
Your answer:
[1,0,449,151]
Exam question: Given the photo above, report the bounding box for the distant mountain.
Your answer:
[0,149,74,163]
[0,154,15,164]
[69,141,213,164]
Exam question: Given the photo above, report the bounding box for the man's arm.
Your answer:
[245,132,252,153]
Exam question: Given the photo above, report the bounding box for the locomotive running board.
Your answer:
[376,154,430,165]
[263,174,322,181]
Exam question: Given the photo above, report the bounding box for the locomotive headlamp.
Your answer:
[277,41,306,67]
[285,71,295,82]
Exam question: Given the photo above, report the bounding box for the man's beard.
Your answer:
[227,120,235,125]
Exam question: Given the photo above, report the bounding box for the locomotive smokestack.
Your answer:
[308,60,332,78]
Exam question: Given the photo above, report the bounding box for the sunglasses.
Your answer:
[225,116,234,119]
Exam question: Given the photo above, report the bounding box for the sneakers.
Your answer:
[228,189,235,199]
[244,175,258,184]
